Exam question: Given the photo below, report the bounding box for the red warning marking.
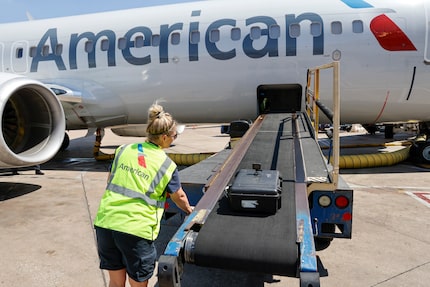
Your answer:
[407,192,430,208]
[414,192,430,203]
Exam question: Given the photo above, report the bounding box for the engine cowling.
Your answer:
[0,73,65,168]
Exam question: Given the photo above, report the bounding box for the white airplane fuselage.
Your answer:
[3,0,430,125]
[1,0,430,167]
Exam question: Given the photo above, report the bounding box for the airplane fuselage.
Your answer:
[1,0,430,129]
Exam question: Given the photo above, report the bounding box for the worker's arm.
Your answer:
[169,187,193,215]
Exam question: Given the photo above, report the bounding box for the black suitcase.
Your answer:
[228,168,282,214]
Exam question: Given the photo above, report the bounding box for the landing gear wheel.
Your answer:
[418,142,430,164]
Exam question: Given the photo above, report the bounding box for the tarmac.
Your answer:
[0,124,429,287]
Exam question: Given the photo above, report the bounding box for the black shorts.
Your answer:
[95,226,156,282]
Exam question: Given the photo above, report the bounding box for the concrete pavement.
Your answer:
[0,126,429,286]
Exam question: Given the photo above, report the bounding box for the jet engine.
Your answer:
[0,73,65,168]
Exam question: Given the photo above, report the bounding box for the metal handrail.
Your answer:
[306,61,340,189]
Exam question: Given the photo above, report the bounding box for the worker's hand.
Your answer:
[170,187,193,215]
[188,206,195,215]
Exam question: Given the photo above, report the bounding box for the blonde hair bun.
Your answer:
[148,103,165,122]
[146,103,176,140]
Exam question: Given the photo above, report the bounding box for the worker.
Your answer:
[94,103,193,287]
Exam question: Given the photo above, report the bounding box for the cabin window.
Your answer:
[152,34,160,46]
[310,22,322,36]
[331,21,342,34]
[209,29,220,43]
[55,44,63,55]
[135,36,144,48]
[85,41,94,53]
[250,26,261,40]
[171,32,180,45]
[29,46,37,57]
[352,20,364,33]
[101,39,110,51]
[269,24,281,39]
[118,37,127,50]
[190,30,200,44]
[42,45,50,56]
[231,27,241,41]
[289,23,300,38]
[16,48,23,58]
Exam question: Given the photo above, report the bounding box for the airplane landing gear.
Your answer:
[418,142,430,164]
[411,140,430,165]
[93,128,115,161]
[411,122,430,165]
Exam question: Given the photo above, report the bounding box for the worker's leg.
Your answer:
[95,227,155,286]
[108,269,127,287]
[95,227,127,287]
[128,277,148,287]
[116,233,156,286]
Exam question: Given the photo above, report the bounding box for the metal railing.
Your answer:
[305,61,340,190]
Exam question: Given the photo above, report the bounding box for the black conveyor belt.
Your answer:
[193,113,301,276]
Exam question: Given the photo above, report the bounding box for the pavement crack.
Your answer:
[80,172,108,287]
[80,172,96,234]
[370,260,430,286]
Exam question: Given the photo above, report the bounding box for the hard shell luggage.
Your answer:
[228,167,282,214]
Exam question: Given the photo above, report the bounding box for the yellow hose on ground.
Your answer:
[320,141,412,149]
[167,142,413,168]
[167,153,215,166]
[91,130,414,168]
[328,146,411,169]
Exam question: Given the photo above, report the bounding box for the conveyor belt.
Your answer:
[193,113,300,276]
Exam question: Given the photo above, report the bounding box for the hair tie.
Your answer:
[156,111,164,119]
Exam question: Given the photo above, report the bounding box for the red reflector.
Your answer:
[342,212,352,221]
[335,196,349,209]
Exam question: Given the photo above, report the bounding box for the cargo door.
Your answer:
[257,84,302,114]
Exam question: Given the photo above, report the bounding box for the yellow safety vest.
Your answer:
[94,142,176,240]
